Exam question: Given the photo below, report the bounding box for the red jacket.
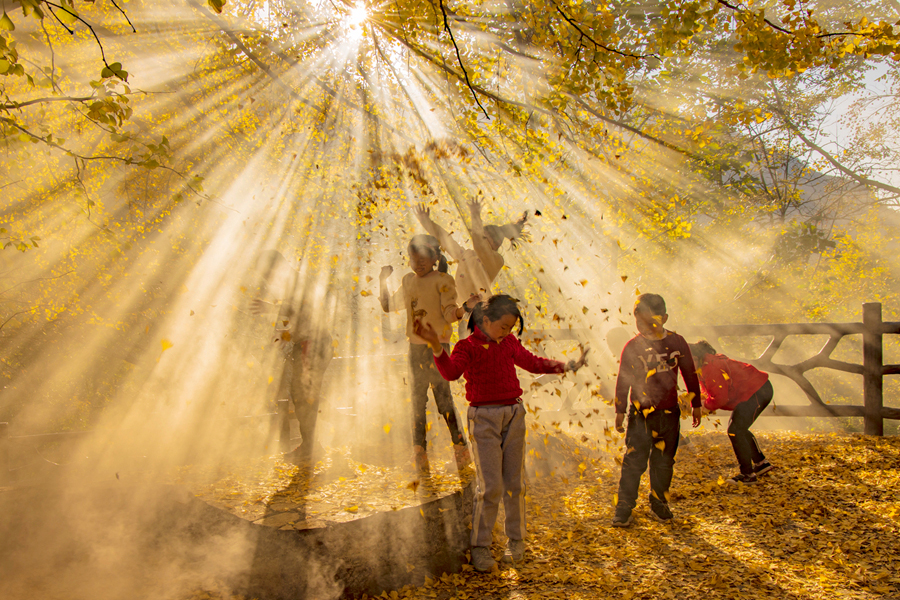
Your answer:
[698,354,769,411]
[433,327,566,406]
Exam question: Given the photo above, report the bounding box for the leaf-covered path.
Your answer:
[352,431,900,600]
[186,431,899,600]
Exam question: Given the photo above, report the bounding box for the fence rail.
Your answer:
[678,302,900,435]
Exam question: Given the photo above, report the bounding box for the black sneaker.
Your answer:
[727,472,758,484]
[753,460,774,476]
[612,505,633,527]
[649,498,673,522]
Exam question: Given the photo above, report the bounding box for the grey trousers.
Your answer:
[468,402,526,547]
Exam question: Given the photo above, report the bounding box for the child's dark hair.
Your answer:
[468,294,525,335]
[688,340,717,361]
[484,212,530,250]
[408,234,448,273]
[634,293,667,316]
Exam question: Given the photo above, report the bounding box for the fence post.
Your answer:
[0,422,9,485]
[863,302,884,436]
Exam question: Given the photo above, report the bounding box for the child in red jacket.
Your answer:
[415,294,587,572]
[689,340,775,484]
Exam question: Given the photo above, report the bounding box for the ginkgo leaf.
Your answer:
[160,339,173,352]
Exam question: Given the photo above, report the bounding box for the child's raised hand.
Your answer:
[615,412,626,433]
[250,298,273,315]
[464,293,481,312]
[468,198,483,216]
[380,265,393,279]
[566,344,590,372]
[413,203,431,225]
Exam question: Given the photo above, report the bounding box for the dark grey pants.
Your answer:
[408,343,463,449]
[729,380,772,474]
[616,406,680,510]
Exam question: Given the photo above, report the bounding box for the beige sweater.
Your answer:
[388,270,460,344]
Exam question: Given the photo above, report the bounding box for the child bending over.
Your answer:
[689,340,775,484]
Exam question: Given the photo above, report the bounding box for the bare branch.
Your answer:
[437,0,490,120]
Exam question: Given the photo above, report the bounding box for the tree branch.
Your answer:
[437,0,490,120]
[552,1,655,60]
[769,88,900,198]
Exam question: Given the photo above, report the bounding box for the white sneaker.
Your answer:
[471,546,496,572]
[501,539,525,563]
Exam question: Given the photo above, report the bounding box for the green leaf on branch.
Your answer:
[100,62,128,81]
[0,12,15,30]
[57,7,78,26]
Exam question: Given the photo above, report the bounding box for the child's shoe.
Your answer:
[753,460,774,476]
[612,505,633,527]
[500,539,525,563]
[454,443,472,470]
[727,472,758,484]
[413,445,430,475]
[649,497,673,522]
[471,546,496,572]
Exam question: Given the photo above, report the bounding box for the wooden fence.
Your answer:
[2,302,898,485]
[678,302,900,435]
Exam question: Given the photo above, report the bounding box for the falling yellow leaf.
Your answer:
[654,440,665,451]
[646,368,656,380]
[360,290,372,297]
[383,424,391,434]
[612,493,618,506]
[160,339,173,352]
[344,505,358,513]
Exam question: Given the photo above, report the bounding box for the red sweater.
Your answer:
[698,354,769,411]
[433,327,566,406]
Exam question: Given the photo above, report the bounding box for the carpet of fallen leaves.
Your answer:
[168,447,473,529]
[185,430,900,600]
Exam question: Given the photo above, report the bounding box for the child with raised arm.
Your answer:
[612,293,702,527]
[380,234,479,474]
[689,340,775,484]
[414,200,527,336]
[415,294,587,572]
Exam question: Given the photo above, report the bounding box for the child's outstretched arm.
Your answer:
[413,203,465,261]
[509,336,578,375]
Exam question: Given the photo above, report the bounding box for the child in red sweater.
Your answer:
[689,340,775,484]
[415,294,587,572]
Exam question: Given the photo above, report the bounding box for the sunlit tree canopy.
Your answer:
[1,0,899,452]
